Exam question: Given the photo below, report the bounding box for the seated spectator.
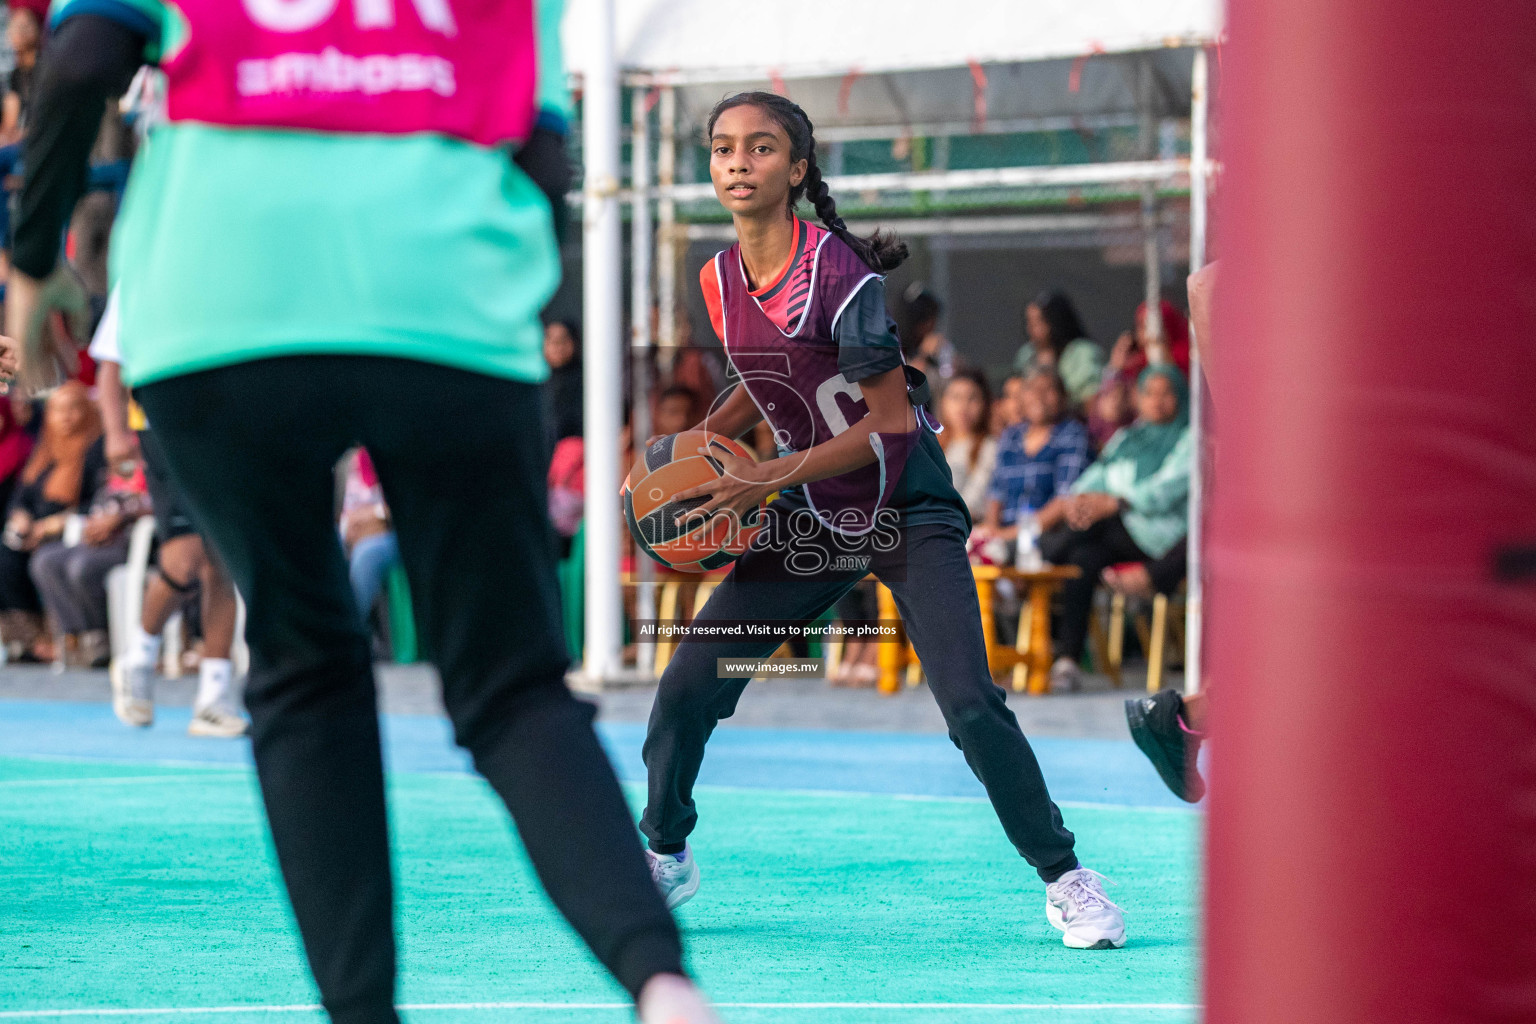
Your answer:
[901,290,956,387]
[652,384,702,438]
[936,370,996,521]
[541,320,583,453]
[547,435,584,556]
[0,394,35,512]
[339,448,398,627]
[976,369,1092,552]
[0,382,103,660]
[1037,365,1192,688]
[0,5,39,255]
[0,7,38,148]
[1086,376,1136,453]
[29,455,149,668]
[828,582,880,688]
[668,312,728,409]
[988,371,1027,436]
[1012,290,1105,409]
[1106,300,1191,383]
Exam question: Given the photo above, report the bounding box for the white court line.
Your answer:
[0,754,1197,816]
[726,1006,1197,1012]
[0,775,239,789]
[690,781,1199,816]
[0,753,252,773]
[0,1003,1200,1018]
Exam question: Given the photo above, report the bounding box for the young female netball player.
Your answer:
[4,3,718,1022]
[639,92,1126,950]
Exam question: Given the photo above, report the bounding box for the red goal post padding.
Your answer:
[1206,1,1536,1021]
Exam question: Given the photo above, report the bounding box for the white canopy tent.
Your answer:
[569,0,1219,689]
[563,0,1218,81]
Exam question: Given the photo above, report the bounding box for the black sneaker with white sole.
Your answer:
[1124,689,1205,803]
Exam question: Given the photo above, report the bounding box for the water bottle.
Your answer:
[1015,506,1044,571]
[63,513,87,548]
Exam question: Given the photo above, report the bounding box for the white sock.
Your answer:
[196,658,233,711]
[127,625,162,670]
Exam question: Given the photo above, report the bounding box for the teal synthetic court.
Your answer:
[0,699,1200,1024]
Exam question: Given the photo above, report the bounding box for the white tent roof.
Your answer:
[563,0,1220,83]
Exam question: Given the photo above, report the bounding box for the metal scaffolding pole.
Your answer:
[655,86,678,367]
[1139,57,1163,344]
[579,0,623,686]
[629,87,657,678]
[1185,46,1209,694]
[682,210,1180,242]
[635,159,1192,205]
[631,91,654,360]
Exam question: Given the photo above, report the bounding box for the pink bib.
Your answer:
[163,0,538,148]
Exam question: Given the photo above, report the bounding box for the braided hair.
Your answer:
[706,91,909,273]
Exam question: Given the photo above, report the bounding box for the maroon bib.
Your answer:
[717,233,923,537]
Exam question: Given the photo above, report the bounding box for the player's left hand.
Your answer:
[670,445,772,527]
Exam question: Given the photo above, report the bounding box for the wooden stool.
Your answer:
[1096,582,1188,692]
[1139,587,1187,692]
[623,568,728,674]
[873,565,1080,695]
[1088,589,1125,688]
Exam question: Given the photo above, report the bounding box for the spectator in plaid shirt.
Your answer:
[977,368,1091,543]
[1038,365,1192,688]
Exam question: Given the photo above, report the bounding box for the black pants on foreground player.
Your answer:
[641,502,1080,882]
[137,356,682,1024]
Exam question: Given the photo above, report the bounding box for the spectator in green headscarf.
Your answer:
[1036,364,1192,687]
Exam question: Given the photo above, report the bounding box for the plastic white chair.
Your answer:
[232,594,248,679]
[106,515,182,677]
[105,515,158,666]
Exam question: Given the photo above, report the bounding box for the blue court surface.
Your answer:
[0,697,1201,1023]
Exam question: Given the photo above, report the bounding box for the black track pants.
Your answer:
[137,356,682,1024]
[638,504,1079,883]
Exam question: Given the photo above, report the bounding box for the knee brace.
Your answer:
[157,567,198,594]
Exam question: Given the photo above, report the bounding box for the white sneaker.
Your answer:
[637,973,722,1024]
[188,703,249,739]
[110,659,155,728]
[1045,867,1126,949]
[646,845,701,910]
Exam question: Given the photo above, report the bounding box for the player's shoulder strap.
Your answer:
[699,249,734,343]
[815,231,880,335]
